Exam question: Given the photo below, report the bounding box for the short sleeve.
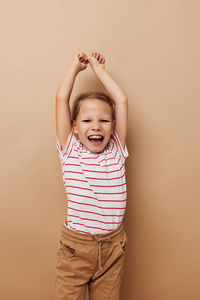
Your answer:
[56,131,74,162]
[112,131,129,159]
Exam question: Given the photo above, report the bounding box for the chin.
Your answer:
[89,147,104,154]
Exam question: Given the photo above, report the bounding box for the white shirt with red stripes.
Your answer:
[56,131,129,235]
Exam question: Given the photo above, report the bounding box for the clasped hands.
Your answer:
[73,51,105,73]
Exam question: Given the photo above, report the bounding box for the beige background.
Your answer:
[1,1,200,299]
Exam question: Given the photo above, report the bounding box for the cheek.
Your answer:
[104,124,113,135]
[77,124,89,136]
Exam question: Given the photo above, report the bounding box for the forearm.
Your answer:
[56,65,79,102]
[93,68,128,104]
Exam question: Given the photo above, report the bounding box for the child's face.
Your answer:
[73,99,115,154]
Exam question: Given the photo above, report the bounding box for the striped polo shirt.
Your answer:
[56,130,129,235]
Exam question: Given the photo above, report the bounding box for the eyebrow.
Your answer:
[81,118,112,121]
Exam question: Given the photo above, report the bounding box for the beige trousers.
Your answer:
[55,222,127,300]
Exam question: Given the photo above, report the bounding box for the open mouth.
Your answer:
[88,135,104,145]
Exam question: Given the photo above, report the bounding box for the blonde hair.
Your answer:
[71,91,115,121]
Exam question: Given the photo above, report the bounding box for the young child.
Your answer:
[55,51,129,300]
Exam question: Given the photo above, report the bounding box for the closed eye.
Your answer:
[82,120,110,122]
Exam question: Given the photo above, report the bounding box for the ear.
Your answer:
[72,120,78,135]
[111,120,115,134]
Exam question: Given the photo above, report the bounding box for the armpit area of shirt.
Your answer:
[56,132,74,160]
[112,131,129,159]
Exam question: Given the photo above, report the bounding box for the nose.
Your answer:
[91,121,101,130]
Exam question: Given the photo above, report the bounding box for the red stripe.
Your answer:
[77,146,100,159]
[66,185,93,192]
[100,142,115,157]
[64,177,88,183]
[109,141,115,153]
[80,162,100,166]
[74,148,100,159]
[113,132,125,159]
[97,199,127,202]
[98,149,117,163]
[64,172,125,180]
[86,173,125,180]
[65,163,81,167]
[82,163,123,173]
[67,221,118,232]
[95,191,126,195]
[67,214,122,224]
[56,142,61,151]
[91,182,126,188]
[66,132,73,151]
[101,157,121,167]
[67,192,97,200]
[68,206,124,217]
[66,185,126,195]
[64,170,84,175]
[68,147,73,157]
[64,224,90,234]
[67,191,127,201]
[73,143,116,160]
[64,179,126,187]
[68,199,126,209]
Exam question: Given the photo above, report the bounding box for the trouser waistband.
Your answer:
[60,222,125,271]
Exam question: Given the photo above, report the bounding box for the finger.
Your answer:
[79,52,86,60]
[81,55,89,64]
[84,54,89,61]
[79,56,85,62]
[78,55,84,62]
[90,52,95,58]
[83,57,88,63]
[101,56,105,63]
[78,52,83,57]
[78,51,87,59]
[99,54,104,63]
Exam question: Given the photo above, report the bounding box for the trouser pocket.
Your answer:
[119,232,128,253]
[57,239,78,258]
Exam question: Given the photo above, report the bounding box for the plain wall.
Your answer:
[1,1,200,299]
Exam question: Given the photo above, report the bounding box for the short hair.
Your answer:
[71,91,115,121]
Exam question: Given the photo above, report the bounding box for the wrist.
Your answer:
[70,63,80,76]
[92,66,106,77]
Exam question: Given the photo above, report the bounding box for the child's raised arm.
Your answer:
[89,52,128,150]
[56,52,89,150]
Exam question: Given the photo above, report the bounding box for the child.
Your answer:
[55,51,129,300]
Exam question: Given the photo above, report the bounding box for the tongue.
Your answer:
[89,139,103,145]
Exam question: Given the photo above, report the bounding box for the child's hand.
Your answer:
[72,52,89,73]
[89,52,105,71]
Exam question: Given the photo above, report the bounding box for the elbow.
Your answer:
[56,94,65,102]
[122,97,128,104]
